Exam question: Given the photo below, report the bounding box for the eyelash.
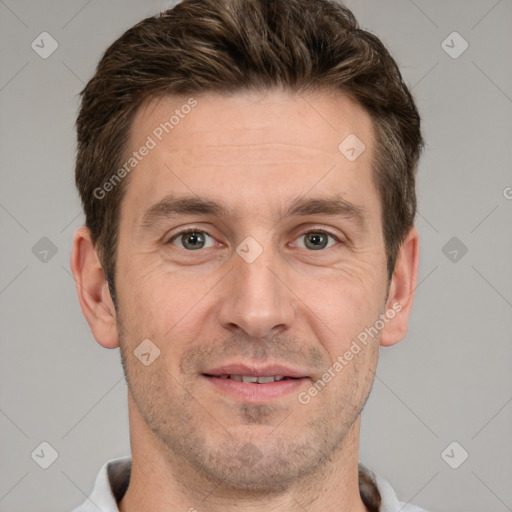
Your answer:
[167,228,216,246]
[167,227,342,248]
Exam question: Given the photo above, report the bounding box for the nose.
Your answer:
[217,244,296,339]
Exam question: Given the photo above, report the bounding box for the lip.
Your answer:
[202,374,308,402]
[202,362,310,403]
[203,363,308,379]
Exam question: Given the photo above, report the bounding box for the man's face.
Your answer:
[114,90,391,490]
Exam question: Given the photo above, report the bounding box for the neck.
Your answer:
[119,392,370,512]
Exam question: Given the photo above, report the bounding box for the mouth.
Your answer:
[204,374,293,383]
[202,364,310,402]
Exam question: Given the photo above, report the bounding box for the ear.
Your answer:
[379,227,419,347]
[70,226,120,349]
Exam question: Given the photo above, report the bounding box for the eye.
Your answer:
[294,231,339,251]
[169,230,216,250]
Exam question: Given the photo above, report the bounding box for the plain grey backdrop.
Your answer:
[1,0,511,511]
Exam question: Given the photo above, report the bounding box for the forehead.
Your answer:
[131,89,373,154]
[120,89,379,228]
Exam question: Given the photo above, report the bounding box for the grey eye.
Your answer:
[172,231,215,250]
[294,232,337,250]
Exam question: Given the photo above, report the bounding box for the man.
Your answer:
[70,0,426,510]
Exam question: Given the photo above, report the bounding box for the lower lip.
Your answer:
[202,375,308,402]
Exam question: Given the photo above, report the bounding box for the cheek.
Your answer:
[116,259,215,349]
[298,259,385,330]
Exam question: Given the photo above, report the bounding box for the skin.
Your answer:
[71,89,419,512]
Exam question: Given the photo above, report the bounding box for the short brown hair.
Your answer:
[75,0,422,301]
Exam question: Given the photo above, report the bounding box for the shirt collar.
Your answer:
[73,457,425,512]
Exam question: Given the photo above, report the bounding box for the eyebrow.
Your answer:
[139,194,367,230]
[140,195,229,229]
[282,195,366,228]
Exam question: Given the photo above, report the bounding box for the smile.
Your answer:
[205,374,290,383]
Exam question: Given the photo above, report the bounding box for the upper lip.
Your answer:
[203,363,308,379]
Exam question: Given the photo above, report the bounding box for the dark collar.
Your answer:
[107,458,131,503]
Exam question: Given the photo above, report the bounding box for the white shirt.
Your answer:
[72,457,429,512]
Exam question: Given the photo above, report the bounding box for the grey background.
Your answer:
[0,0,511,511]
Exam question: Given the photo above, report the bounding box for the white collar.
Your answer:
[72,457,429,512]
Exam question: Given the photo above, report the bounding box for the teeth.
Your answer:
[256,376,276,384]
[224,375,287,383]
